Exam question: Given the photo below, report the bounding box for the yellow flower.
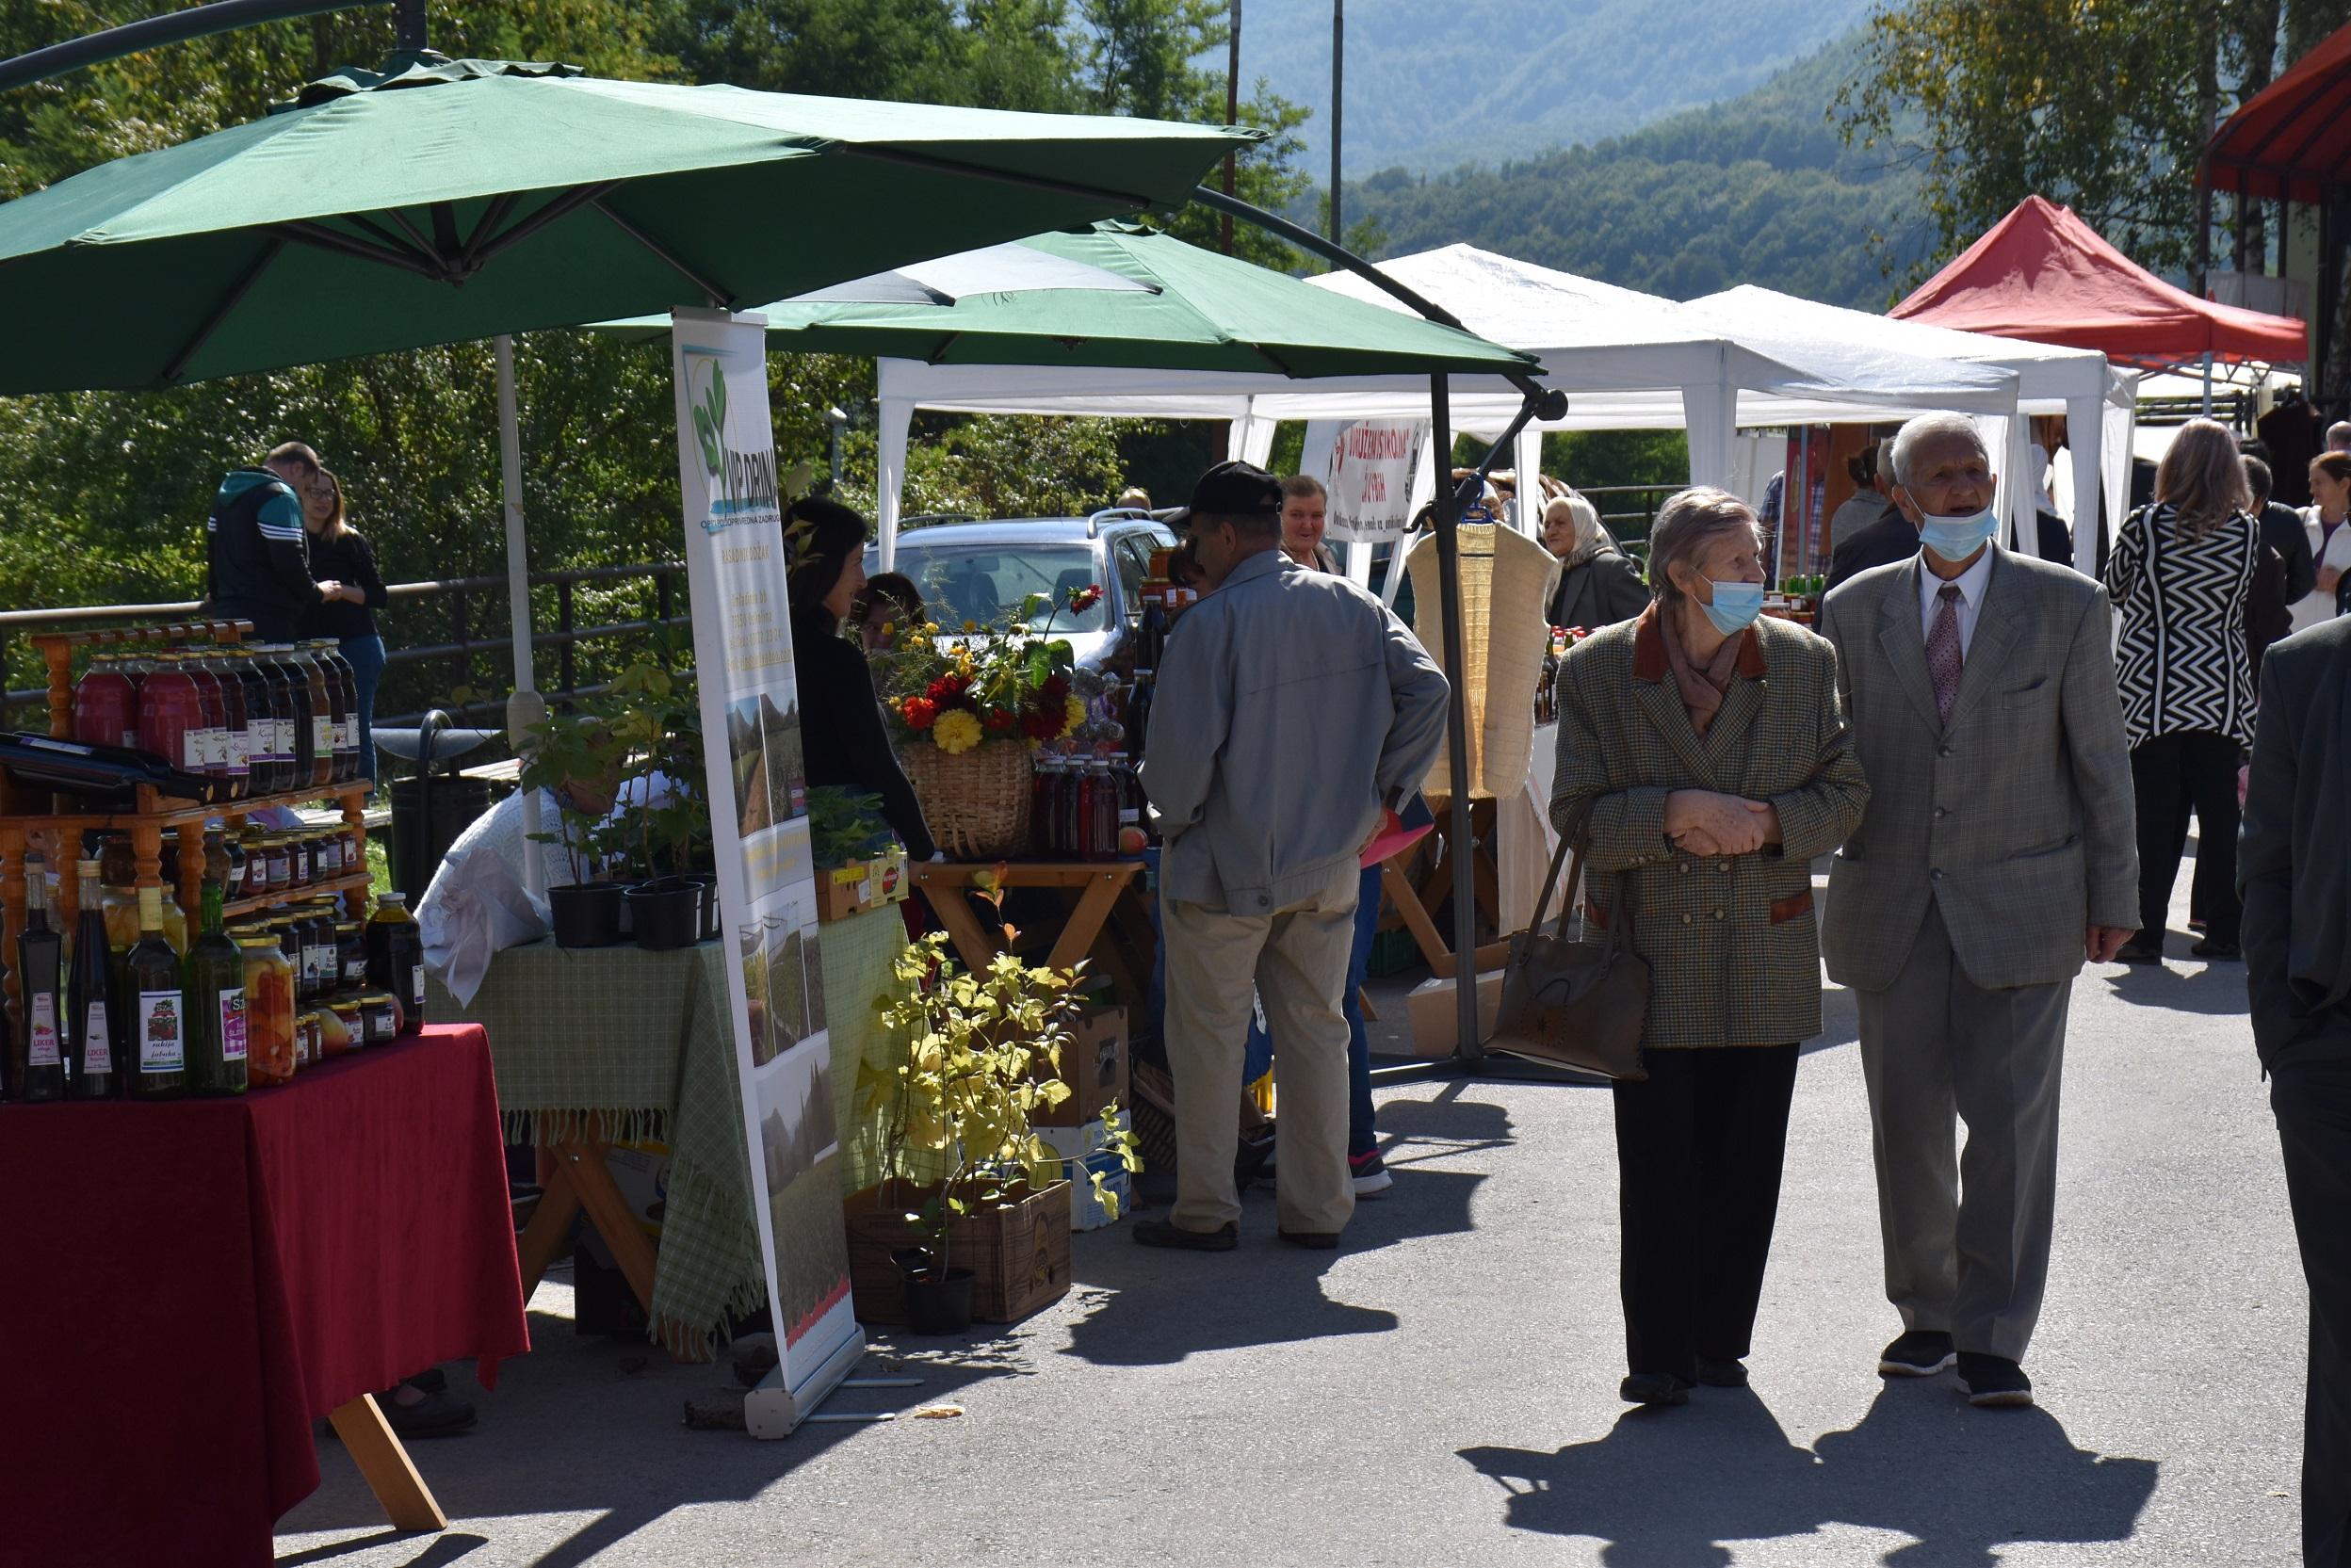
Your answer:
[962,619,979,634]
[1063,695,1087,734]
[933,708,983,754]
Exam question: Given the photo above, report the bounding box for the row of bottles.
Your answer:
[3,864,424,1103]
[1030,752,1141,861]
[72,639,364,802]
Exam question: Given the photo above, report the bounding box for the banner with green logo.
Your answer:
[671,307,864,1434]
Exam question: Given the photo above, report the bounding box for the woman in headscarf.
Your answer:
[1543,490,1649,630]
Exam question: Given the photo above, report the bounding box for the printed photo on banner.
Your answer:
[1305,416,1430,543]
[726,687,807,841]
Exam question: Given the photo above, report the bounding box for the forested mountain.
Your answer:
[1346,33,1924,308]
[1234,0,1874,174]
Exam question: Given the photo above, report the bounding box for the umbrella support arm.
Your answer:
[0,0,420,94]
[590,199,731,309]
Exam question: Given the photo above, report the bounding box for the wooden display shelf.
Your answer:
[225,869,374,922]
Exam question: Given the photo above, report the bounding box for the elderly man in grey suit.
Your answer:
[2241,615,2351,1567]
[1820,412,2139,1410]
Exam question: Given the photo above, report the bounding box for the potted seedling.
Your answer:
[607,652,709,951]
[521,700,630,948]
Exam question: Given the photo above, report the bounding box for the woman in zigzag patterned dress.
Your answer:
[2104,418,2262,965]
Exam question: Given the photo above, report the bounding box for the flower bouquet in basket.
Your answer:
[874,588,1099,859]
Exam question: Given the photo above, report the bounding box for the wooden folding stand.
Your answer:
[913,861,1148,991]
[511,1137,677,1353]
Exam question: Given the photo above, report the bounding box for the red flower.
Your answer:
[1021,709,1062,740]
[900,697,938,731]
[983,707,1016,733]
[1066,583,1104,612]
[1037,674,1069,704]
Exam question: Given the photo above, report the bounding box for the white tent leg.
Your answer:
[2099,392,2134,575]
[2069,389,2103,575]
[877,394,912,572]
[495,334,545,898]
[1513,424,1544,533]
[1679,379,1736,489]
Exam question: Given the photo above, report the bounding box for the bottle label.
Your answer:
[337,719,354,752]
[82,1001,111,1074]
[322,841,343,877]
[182,732,204,770]
[218,989,248,1061]
[306,943,328,987]
[138,991,185,1072]
[411,963,427,1013]
[1120,807,1140,826]
[276,717,296,762]
[226,727,251,777]
[121,728,138,750]
[205,723,228,768]
[250,719,273,765]
[314,716,335,755]
[28,994,59,1067]
[344,954,366,984]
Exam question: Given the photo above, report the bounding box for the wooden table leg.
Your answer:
[513,1160,584,1303]
[549,1140,659,1322]
[917,883,1000,975]
[1045,875,1126,975]
[328,1394,447,1532]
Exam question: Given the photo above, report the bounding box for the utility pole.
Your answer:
[1222,0,1240,255]
[1330,0,1343,242]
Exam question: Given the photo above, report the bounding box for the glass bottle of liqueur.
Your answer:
[365,891,426,1036]
[66,858,119,1099]
[16,853,65,1102]
[183,876,248,1096]
[124,884,187,1100]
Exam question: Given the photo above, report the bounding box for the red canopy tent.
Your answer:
[1892,195,2307,366]
[2202,21,2351,205]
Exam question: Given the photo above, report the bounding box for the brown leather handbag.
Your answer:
[1486,834,1649,1080]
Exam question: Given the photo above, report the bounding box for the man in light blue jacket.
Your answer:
[1137,461,1449,1251]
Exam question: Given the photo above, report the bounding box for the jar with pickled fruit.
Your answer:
[137,654,206,777]
[73,654,140,751]
[238,935,298,1085]
[321,999,361,1056]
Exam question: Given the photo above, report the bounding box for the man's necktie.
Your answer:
[1926,583,1964,725]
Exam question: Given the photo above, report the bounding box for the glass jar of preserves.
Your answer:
[261,834,291,895]
[333,919,367,990]
[137,654,206,777]
[293,1011,321,1068]
[316,827,344,882]
[202,651,251,800]
[73,653,141,751]
[237,934,298,1085]
[338,826,362,879]
[284,644,333,789]
[324,998,363,1056]
[222,834,248,900]
[358,991,398,1046]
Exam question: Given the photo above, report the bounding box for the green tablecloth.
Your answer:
[430,901,909,1352]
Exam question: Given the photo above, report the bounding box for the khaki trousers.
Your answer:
[1162,863,1360,1235]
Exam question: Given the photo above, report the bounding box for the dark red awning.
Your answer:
[2202,20,2351,205]
[1891,195,2308,364]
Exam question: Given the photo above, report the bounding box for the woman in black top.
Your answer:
[786,497,937,861]
[302,468,390,779]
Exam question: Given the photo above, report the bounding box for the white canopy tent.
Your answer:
[1680,285,2139,574]
[874,245,2020,572]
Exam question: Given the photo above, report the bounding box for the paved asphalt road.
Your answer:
[280,859,2310,1567]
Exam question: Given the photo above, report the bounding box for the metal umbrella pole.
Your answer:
[495,332,547,897]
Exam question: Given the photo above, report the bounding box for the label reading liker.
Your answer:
[82,1001,112,1074]
[27,994,59,1067]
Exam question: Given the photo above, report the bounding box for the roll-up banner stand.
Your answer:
[670,307,864,1436]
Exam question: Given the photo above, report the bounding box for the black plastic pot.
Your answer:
[625,877,702,951]
[680,874,719,942]
[902,1267,976,1335]
[548,881,624,949]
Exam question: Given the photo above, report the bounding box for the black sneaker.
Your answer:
[1277,1228,1341,1250]
[1619,1372,1693,1406]
[1350,1149,1393,1198]
[1878,1329,1956,1377]
[1695,1355,1748,1388]
[2114,938,2165,965]
[1131,1219,1238,1252]
[1956,1352,2034,1407]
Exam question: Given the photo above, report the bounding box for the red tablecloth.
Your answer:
[0,1024,528,1568]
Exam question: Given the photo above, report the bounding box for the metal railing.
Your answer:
[1580,483,1678,554]
[0,562,687,737]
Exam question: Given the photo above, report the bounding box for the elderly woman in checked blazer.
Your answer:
[1548,487,1868,1408]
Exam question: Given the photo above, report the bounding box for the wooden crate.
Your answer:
[844,1180,1071,1326]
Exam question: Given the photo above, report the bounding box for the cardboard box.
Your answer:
[1062,1149,1131,1231]
[1033,1117,1113,1162]
[816,850,910,923]
[603,1139,671,1237]
[1031,1006,1127,1127]
[1402,969,1506,1059]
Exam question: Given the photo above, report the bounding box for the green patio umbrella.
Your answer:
[593,220,1541,380]
[0,55,1256,393]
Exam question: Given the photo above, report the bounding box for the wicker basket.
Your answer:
[844,1181,1072,1325]
[898,737,1034,859]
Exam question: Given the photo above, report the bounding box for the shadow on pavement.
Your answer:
[1461,1381,2157,1566]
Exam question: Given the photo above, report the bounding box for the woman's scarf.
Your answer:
[1658,601,1743,736]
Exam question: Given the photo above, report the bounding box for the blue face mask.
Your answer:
[1918,507,1999,562]
[1698,579,1765,636]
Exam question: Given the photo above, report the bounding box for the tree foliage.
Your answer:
[0,0,1322,716]
[1834,0,2351,290]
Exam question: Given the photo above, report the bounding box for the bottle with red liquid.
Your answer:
[228,651,279,796]
[253,647,300,796]
[73,654,140,751]
[203,651,250,800]
[1028,759,1056,858]
[309,641,356,784]
[1069,760,1095,861]
[177,652,228,803]
[288,645,333,790]
[137,655,207,777]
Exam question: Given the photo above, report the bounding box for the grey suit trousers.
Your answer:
[1855,899,2070,1363]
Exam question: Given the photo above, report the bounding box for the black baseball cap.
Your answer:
[1172,460,1283,528]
